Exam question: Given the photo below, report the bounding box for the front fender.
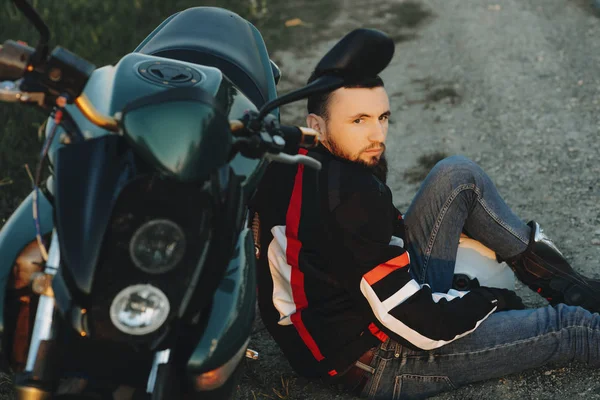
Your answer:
[0,190,54,346]
[186,226,256,381]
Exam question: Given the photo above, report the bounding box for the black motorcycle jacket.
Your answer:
[252,145,499,378]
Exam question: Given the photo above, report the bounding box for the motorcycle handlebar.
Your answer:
[277,125,320,149]
[0,40,35,81]
[0,77,120,131]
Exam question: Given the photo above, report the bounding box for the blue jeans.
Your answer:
[360,156,600,399]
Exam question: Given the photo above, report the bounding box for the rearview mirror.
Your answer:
[314,28,394,80]
[257,28,394,119]
[11,0,50,64]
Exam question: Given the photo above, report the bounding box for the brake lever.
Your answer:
[265,152,322,170]
[0,80,45,106]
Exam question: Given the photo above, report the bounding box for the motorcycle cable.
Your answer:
[27,96,66,261]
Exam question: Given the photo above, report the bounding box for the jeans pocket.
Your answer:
[392,374,455,400]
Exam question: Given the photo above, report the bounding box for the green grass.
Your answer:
[0,0,342,223]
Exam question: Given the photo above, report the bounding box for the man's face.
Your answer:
[307,86,390,167]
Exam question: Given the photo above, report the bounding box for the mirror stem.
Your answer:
[12,0,50,65]
[257,75,344,120]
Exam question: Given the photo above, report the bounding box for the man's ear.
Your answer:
[306,113,326,135]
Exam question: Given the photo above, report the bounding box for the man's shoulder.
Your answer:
[323,158,387,211]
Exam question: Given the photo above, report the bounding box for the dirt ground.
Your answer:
[237,0,600,399]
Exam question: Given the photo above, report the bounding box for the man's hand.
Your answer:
[473,287,527,312]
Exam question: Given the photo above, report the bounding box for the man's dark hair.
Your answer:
[306,72,384,119]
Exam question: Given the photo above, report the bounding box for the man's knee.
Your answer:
[427,155,482,186]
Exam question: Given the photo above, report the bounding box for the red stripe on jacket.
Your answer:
[285,148,325,361]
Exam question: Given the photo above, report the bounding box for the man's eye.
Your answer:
[379,115,389,121]
[353,119,362,124]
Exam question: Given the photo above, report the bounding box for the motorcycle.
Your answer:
[0,0,398,398]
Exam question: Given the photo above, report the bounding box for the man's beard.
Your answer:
[326,139,389,184]
[369,153,388,184]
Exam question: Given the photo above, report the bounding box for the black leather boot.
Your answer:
[503,221,600,312]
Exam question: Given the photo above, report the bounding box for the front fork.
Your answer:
[24,231,59,372]
[15,230,60,399]
[147,349,171,394]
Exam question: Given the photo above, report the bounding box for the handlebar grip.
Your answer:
[278,125,320,148]
[0,40,35,81]
[278,125,302,146]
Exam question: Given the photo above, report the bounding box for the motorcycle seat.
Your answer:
[135,7,278,108]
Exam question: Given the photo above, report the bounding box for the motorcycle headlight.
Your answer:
[110,284,170,335]
[129,219,186,274]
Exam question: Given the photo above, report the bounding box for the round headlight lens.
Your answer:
[129,219,186,274]
[110,284,170,335]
